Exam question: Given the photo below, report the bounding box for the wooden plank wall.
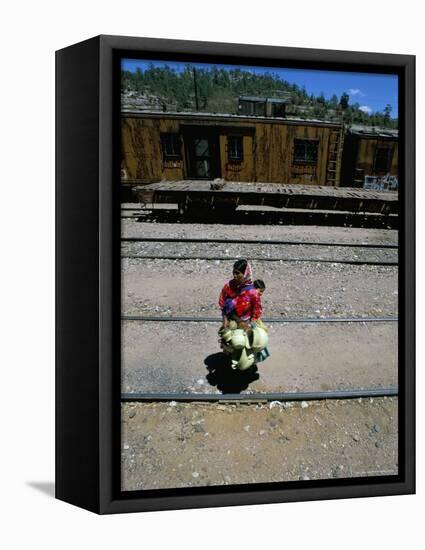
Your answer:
[219,134,255,182]
[121,117,185,183]
[121,115,343,186]
[253,123,334,185]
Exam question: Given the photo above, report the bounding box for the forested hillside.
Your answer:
[121,65,397,129]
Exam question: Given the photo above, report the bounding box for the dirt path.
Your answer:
[122,259,398,318]
[121,221,399,491]
[122,218,398,245]
[122,321,397,394]
[121,397,398,491]
[121,241,398,263]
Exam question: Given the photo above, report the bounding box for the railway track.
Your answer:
[121,236,398,248]
[121,316,398,396]
[120,201,398,487]
[121,314,397,323]
[122,387,398,403]
[121,254,397,266]
[121,236,398,265]
[121,217,398,403]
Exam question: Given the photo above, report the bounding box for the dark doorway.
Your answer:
[184,129,221,179]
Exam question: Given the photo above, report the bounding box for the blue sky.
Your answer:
[122,58,398,117]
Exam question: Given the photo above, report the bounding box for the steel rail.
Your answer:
[121,254,398,266]
[121,315,398,323]
[121,387,398,403]
[121,236,398,249]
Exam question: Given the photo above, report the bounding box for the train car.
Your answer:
[121,110,345,192]
[340,125,398,189]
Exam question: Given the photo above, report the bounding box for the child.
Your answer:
[253,279,265,295]
[253,279,267,332]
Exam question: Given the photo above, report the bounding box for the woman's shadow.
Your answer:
[204,352,259,394]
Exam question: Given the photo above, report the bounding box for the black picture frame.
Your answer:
[56,35,415,514]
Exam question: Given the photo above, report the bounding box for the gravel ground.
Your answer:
[122,321,397,394]
[121,241,398,263]
[122,217,398,245]
[120,217,399,491]
[122,258,398,318]
[121,397,398,490]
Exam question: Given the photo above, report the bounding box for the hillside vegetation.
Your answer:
[121,65,397,129]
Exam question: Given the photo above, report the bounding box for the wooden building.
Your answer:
[340,125,398,188]
[121,111,344,189]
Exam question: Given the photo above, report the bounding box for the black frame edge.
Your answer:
[402,54,415,495]
[101,34,414,66]
[55,36,102,513]
[105,480,413,514]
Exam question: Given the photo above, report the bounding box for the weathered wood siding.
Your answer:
[356,138,398,177]
[219,133,255,182]
[253,123,342,185]
[121,114,343,186]
[121,117,186,183]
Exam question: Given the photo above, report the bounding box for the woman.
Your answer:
[218,259,262,331]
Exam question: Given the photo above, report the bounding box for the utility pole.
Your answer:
[193,67,199,111]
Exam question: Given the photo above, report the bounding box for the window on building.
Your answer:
[239,100,266,117]
[253,102,266,116]
[293,139,319,165]
[271,103,286,117]
[373,147,392,172]
[160,133,181,159]
[228,135,243,162]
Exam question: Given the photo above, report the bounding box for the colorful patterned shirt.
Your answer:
[219,281,263,322]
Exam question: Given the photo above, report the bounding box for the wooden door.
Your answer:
[185,131,221,179]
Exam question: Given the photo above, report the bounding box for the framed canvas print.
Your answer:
[56,35,415,514]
